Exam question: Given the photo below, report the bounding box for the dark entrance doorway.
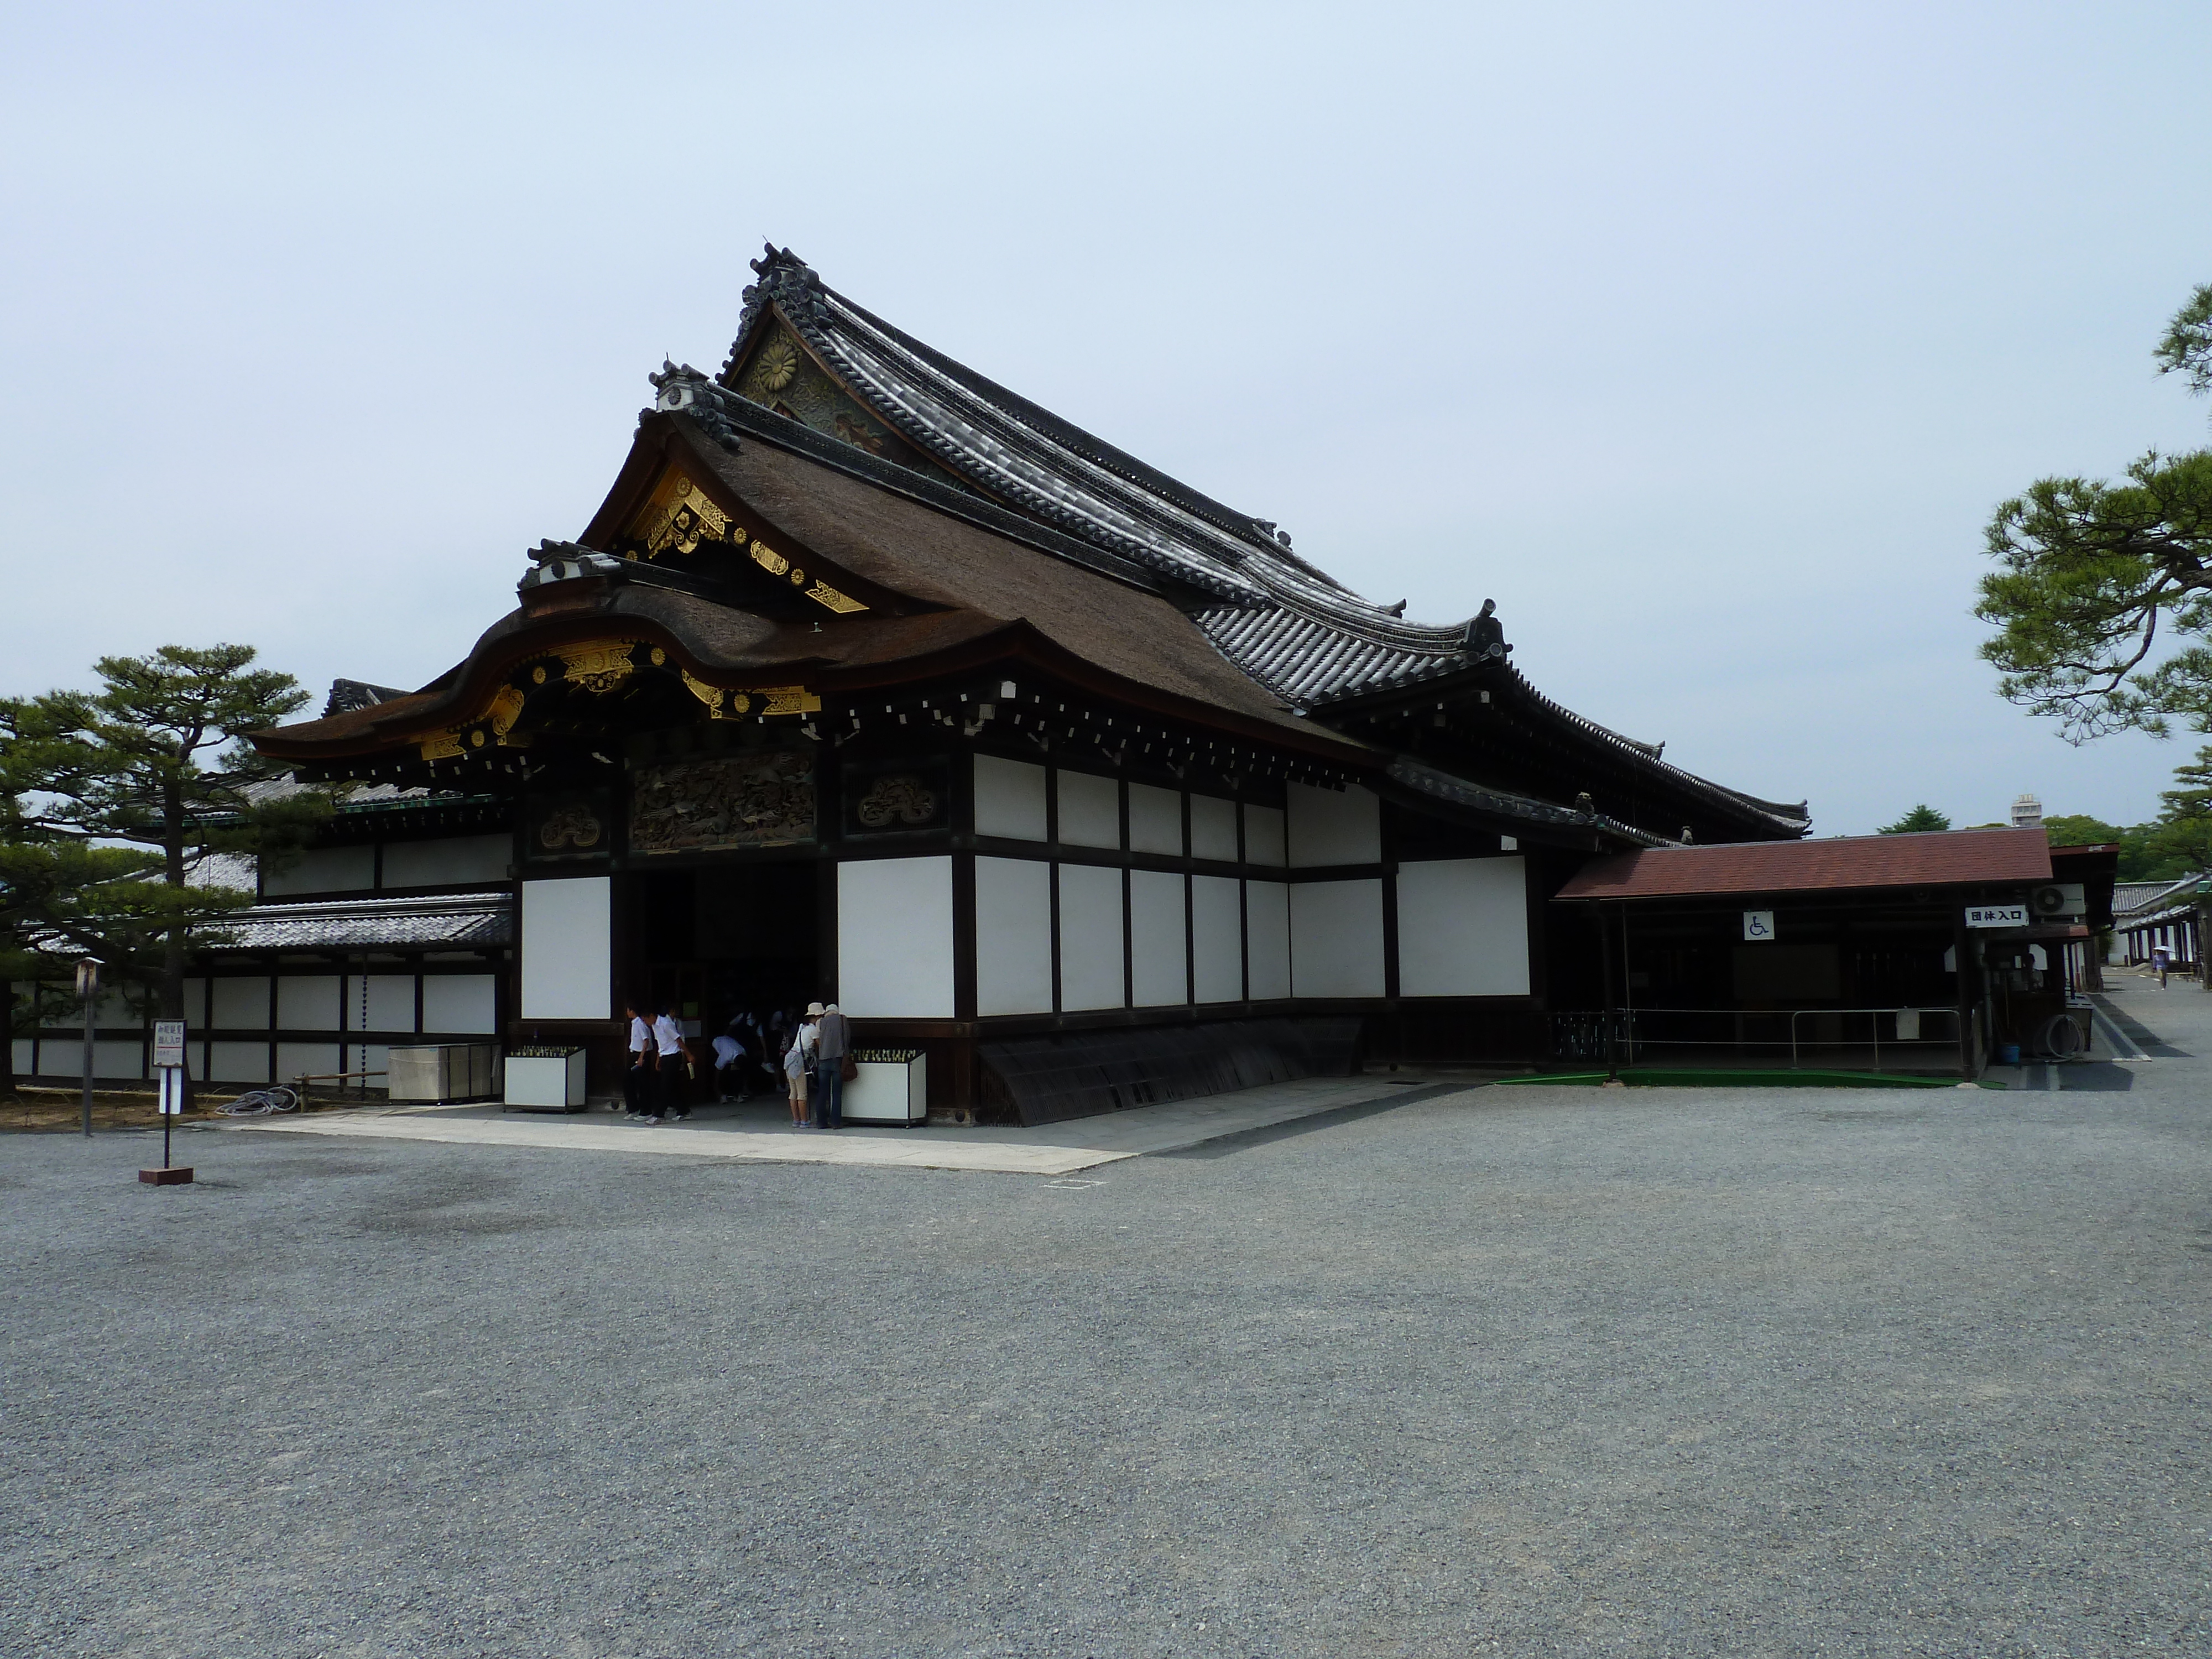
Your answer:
[634,859,821,1045]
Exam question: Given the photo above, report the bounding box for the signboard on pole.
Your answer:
[153,1020,186,1071]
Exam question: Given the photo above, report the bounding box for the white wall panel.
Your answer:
[974,857,1054,1016]
[837,857,954,1018]
[9,1040,31,1078]
[1244,805,1287,867]
[1396,858,1531,997]
[277,975,341,1031]
[183,978,207,1021]
[263,844,375,896]
[1128,784,1183,855]
[521,876,612,1020]
[95,1040,145,1078]
[1057,863,1126,1010]
[211,977,272,1030]
[1246,880,1291,1000]
[1129,870,1187,1006]
[974,755,1048,842]
[1291,879,1386,997]
[1287,782,1381,867]
[380,833,510,889]
[208,1041,271,1083]
[1191,874,1244,1004]
[276,1041,342,1083]
[346,974,417,1033]
[349,1043,390,1093]
[421,974,498,1034]
[1057,770,1121,849]
[1190,795,1239,863]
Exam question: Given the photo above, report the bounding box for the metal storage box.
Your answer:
[387,1042,497,1103]
[843,1049,927,1125]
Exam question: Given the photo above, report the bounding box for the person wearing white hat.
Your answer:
[812,1000,851,1130]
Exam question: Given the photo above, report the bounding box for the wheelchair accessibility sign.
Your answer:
[1743,910,1776,942]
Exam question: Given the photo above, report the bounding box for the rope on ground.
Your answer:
[216,1086,299,1116]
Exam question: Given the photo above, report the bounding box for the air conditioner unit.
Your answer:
[2028,883,2085,921]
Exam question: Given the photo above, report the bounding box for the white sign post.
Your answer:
[145,1020,192,1185]
[1743,910,1776,942]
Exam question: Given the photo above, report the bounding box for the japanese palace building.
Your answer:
[128,248,1821,1117]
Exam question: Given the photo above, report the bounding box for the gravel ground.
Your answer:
[6,980,2211,1658]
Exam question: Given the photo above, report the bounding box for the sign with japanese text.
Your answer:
[1965,904,2028,929]
[153,1020,186,1070]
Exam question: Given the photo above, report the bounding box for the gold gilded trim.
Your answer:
[559,639,645,694]
[807,581,868,614]
[750,538,788,576]
[680,669,754,720]
[635,471,740,558]
[758,686,821,716]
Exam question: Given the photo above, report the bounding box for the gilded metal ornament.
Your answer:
[753,334,801,393]
[635,471,738,557]
[559,640,645,694]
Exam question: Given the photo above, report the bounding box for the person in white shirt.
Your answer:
[623,1000,652,1118]
[782,1022,812,1127]
[645,1002,693,1124]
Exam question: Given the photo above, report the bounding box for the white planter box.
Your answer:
[843,1050,926,1125]
[504,1048,587,1113]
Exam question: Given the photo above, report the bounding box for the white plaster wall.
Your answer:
[1244,805,1287,868]
[1129,870,1187,1006]
[1246,880,1292,1000]
[520,876,612,1020]
[1191,874,1244,1004]
[974,857,1054,1016]
[1057,863,1126,1010]
[836,857,955,1018]
[277,975,341,1031]
[1190,795,1239,863]
[208,1041,271,1083]
[9,1040,32,1077]
[381,833,510,889]
[349,1043,390,1093]
[183,978,206,1019]
[211,977,271,1029]
[345,974,416,1033]
[1128,783,1183,856]
[1291,879,1386,997]
[263,844,375,896]
[276,1041,342,1083]
[40,1040,147,1077]
[974,755,1048,842]
[1057,770,1121,849]
[1286,782,1381,867]
[1396,857,1531,997]
[421,974,498,1034]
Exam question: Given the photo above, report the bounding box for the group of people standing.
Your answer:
[622,996,852,1130]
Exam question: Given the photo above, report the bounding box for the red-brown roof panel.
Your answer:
[1554,827,2053,901]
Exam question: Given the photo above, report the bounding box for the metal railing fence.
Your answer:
[1550,1006,1963,1072]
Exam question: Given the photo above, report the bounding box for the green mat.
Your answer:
[1496,1067,1996,1090]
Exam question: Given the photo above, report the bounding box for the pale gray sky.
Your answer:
[5,2,2209,833]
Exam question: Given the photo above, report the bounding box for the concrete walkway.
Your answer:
[229,1073,1467,1175]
